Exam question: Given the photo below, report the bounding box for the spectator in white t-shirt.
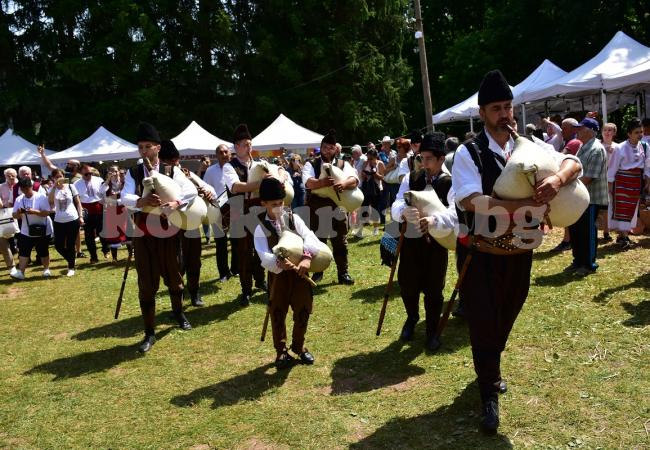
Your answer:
[48,169,84,276]
[11,178,53,280]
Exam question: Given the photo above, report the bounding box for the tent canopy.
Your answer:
[0,129,55,165]
[603,58,650,91]
[522,31,650,102]
[252,114,323,151]
[171,121,231,157]
[512,59,568,104]
[49,126,138,163]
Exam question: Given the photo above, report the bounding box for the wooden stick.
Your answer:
[435,246,473,338]
[376,223,406,336]
[114,244,133,320]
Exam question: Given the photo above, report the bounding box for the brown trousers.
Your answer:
[180,232,202,297]
[268,269,313,355]
[134,233,184,335]
[307,194,349,274]
[398,232,448,338]
[456,243,532,401]
[234,230,265,295]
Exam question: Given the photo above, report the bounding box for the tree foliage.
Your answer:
[0,0,649,148]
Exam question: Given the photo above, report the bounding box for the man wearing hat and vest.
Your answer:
[159,139,216,307]
[223,124,267,306]
[391,132,458,352]
[398,129,423,179]
[452,70,582,433]
[302,129,358,285]
[121,123,198,353]
[253,177,321,369]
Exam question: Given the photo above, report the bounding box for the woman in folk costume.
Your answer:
[101,165,128,262]
[607,118,648,249]
[391,132,458,352]
[253,178,321,369]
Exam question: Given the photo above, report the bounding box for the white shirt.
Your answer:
[52,184,80,223]
[203,163,228,197]
[0,182,16,207]
[120,164,196,211]
[391,173,458,231]
[253,213,322,274]
[13,191,53,236]
[223,158,259,193]
[452,130,582,207]
[301,159,359,187]
[352,155,367,177]
[74,175,104,204]
[544,121,564,152]
[607,140,646,182]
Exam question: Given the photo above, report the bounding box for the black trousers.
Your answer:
[568,204,599,270]
[215,232,239,278]
[397,234,448,337]
[84,212,108,259]
[457,243,532,401]
[180,233,202,298]
[54,219,80,269]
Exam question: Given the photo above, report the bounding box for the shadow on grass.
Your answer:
[533,269,580,287]
[621,300,650,327]
[350,381,513,449]
[331,321,469,396]
[593,271,650,303]
[349,283,394,303]
[170,363,292,409]
[354,238,381,248]
[72,298,242,341]
[24,328,172,380]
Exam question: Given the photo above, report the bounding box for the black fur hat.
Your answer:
[233,123,252,143]
[321,129,337,146]
[159,139,180,161]
[137,122,161,143]
[259,177,285,201]
[478,70,512,106]
[419,132,447,156]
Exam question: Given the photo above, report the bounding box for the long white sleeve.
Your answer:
[293,214,321,257]
[390,173,411,222]
[254,224,282,274]
[120,170,140,210]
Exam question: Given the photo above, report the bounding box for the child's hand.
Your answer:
[296,258,311,277]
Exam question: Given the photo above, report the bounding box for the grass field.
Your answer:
[0,228,648,449]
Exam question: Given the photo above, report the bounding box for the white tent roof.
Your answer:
[603,59,650,91]
[0,129,55,165]
[522,31,650,102]
[252,114,323,151]
[171,121,231,157]
[49,126,138,163]
[512,59,568,105]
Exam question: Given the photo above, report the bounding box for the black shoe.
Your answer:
[231,271,239,277]
[425,335,441,352]
[239,294,251,307]
[191,294,205,307]
[174,312,192,330]
[138,334,156,353]
[551,241,571,252]
[563,263,579,273]
[311,272,323,283]
[89,258,99,264]
[498,380,507,394]
[299,350,315,365]
[599,234,613,243]
[275,351,294,370]
[451,302,465,318]
[338,273,354,285]
[400,316,419,341]
[255,279,268,291]
[479,399,499,435]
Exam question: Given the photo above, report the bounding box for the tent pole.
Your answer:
[521,104,527,130]
[470,116,474,133]
[636,94,642,120]
[601,90,608,123]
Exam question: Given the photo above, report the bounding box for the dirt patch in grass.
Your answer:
[235,437,289,450]
[0,287,26,300]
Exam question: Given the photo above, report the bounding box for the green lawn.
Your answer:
[0,229,648,449]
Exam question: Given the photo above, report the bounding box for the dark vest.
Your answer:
[310,157,344,186]
[258,210,296,249]
[408,169,451,206]
[456,130,504,235]
[226,158,251,200]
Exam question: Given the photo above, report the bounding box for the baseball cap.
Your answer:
[574,118,599,132]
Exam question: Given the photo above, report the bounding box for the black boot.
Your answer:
[425,335,441,352]
[173,311,192,330]
[138,334,156,353]
[479,397,499,435]
[239,293,251,307]
[311,272,323,283]
[338,272,354,285]
[400,315,419,341]
[190,294,205,307]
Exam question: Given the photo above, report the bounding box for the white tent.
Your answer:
[252,114,323,151]
[171,121,232,157]
[512,59,568,126]
[603,58,650,91]
[0,129,55,175]
[49,126,138,163]
[521,31,650,120]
